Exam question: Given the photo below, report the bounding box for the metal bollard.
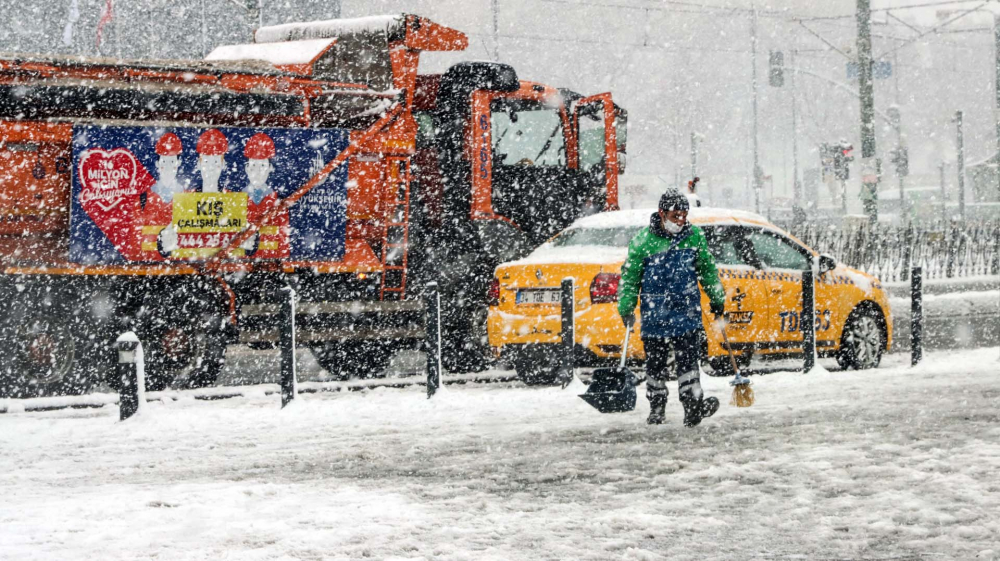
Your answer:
[911,266,923,366]
[559,278,574,386]
[116,332,145,421]
[279,285,297,408]
[802,270,815,372]
[424,282,441,398]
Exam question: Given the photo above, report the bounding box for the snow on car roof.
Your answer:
[567,207,770,230]
[205,38,336,67]
[255,15,402,44]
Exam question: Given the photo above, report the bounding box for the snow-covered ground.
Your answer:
[2,349,999,560]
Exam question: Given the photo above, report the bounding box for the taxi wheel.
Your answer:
[837,305,886,370]
[512,353,562,386]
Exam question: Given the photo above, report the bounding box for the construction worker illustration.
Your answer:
[148,132,184,258]
[243,132,289,258]
[196,128,228,193]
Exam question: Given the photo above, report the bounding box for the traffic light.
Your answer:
[769,51,784,87]
[890,146,909,177]
[834,143,853,181]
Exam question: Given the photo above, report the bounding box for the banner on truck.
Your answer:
[69,125,350,264]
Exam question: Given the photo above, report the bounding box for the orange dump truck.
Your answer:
[0,14,626,397]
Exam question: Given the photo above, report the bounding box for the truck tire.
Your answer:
[0,298,109,398]
[139,316,227,391]
[310,340,393,381]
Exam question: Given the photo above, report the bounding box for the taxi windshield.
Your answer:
[550,226,640,247]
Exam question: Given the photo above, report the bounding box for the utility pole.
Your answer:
[751,2,761,213]
[955,110,966,221]
[492,0,500,61]
[857,0,879,224]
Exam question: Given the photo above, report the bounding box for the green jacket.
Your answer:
[617,218,725,320]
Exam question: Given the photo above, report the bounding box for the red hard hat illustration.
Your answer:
[196,129,228,156]
[244,133,276,160]
[155,132,182,156]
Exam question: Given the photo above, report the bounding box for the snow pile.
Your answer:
[2,349,1000,559]
[890,289,1000,318]
[254,15,403,44]
[508,244,627,266]
[205,38,335,66]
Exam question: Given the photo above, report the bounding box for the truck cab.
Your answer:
[407,63,627,369]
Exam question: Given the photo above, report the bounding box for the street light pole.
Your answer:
[690,131,698,178]
[751,2,761,213]
[995,12,1000,201]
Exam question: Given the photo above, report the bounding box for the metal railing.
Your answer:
[784,221,1000,283]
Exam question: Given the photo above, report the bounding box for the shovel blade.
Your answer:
[579,366,638,413]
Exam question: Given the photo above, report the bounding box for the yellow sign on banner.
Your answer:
[172,192,248,233]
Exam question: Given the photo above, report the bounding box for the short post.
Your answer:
[559,278,574,386]
[279,285,297,408]
[116,332,145,421]
[425,282,441,398]
[911,266,923,366]
[802,270,816,372]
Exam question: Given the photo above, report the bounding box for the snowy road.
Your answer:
[2,349,999,560]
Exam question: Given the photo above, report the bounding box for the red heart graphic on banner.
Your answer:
[77,148,155,260]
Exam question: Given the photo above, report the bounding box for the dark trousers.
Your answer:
[642,329,703,403]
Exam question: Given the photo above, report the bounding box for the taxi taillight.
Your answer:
[487,277,500,306]
[590,273,620,304]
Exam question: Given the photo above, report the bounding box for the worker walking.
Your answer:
[617,190,726,426]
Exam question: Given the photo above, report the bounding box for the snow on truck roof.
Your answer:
[206,38,337,67]
[255,15,404,44]
[568,207,770,230]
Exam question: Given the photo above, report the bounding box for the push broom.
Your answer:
[719,320,754,407]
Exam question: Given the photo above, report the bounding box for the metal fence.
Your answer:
[784,221,1000,283]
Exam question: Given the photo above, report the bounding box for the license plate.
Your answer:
[516,288,561,305]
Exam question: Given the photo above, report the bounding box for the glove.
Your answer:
[710,301,725,321]
[621,312,636,329]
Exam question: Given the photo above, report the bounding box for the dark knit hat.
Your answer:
[659,189,690,212]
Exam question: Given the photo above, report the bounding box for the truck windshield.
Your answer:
[550,226,640,247]
[491,100,566,167]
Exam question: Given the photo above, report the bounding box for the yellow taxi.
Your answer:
[487,208,893,384]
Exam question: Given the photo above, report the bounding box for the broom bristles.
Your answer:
[730,382,755,408]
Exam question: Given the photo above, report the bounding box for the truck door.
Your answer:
[573,93,621,210]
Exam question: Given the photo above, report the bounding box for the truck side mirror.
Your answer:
[818,253,837,275]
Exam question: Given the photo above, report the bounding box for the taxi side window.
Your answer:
[703,226,763,268]
[747,230,811,270]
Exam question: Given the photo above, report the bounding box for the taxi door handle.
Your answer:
[771,288,782,294]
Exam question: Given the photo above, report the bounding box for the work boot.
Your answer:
[682,396,720,427]
[646,394,668,425]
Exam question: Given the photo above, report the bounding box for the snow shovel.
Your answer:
[579,324,639,413]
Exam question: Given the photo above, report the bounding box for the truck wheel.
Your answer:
[141,317,227,391]
[310,341,393,381]
[836,305,886,370]
[0,309,106,398]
